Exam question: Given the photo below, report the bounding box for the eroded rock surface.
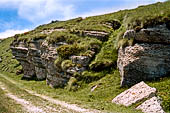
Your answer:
[11,39,91,88]
[136,97,165,113]
[123,24,170,44]
[83,31,109,41]
[118,24,170,86]
[118,43,170,86]
[112,81,156,106]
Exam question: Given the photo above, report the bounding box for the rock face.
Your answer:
[118,24,170,86]
[10,39,91,88]
[112,81,156,106]
[124,24,170,44]
[136,97,165,113]
[83,31,109,41]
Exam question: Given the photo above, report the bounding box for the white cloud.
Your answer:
[0,0,74,23]
[0,0,167,24]
[0,29,29,39]
[17,0,74,23]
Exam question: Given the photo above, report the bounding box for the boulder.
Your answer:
[112,81,156,106]
[136,97,165,113]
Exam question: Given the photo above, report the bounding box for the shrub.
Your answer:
[61,60,75,71]
[117,38,134,49]
[47,31,79,44]
[57,44,83,59]
[67,77,78,91]
[89,34,118,71]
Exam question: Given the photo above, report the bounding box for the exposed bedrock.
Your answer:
[11,36,93,88]
[118,24,170,87]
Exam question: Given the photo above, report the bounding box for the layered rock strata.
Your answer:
[118,24,170,86]
[10,30,107,88]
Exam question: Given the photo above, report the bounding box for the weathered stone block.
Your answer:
[136,97,165,113]
[112,81,156,106]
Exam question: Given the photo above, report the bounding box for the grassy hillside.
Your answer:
[0,38,21,73]
[0,1,170,112]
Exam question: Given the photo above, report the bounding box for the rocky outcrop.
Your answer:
[11,38,91,88]
[118,24,170,86]
[83,31,109,41]
[124,24,170,44]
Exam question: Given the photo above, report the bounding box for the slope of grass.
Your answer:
[0,88,24,113]
[0,38,21,73]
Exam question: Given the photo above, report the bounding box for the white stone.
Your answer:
[136,97,165,113]
[112,81,156,106]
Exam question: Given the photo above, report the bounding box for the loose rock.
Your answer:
[112,81,156,106]
[136,97,165,113]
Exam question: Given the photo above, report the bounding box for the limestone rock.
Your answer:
[35,67,47,80]
[11,38,90,87]
[112,81,156,106]
[136,97,165,113]
[71,56,91,66]
[123,24,170,44]
[20,61,36,80]
[83,31,109,41]
[40,28,66,34]
[118,43,170,87]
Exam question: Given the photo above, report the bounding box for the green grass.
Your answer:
[0,71,142,113]
[0,88,23,113]
[89,33,118,71]
[148,77,170,112]
[0,74,80,113]
[0,37,22,73]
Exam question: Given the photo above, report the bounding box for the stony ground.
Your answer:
[0,73,101,113]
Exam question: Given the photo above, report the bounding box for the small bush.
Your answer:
[67,77,78,91]
[57,44,83,59]
[54,56,62,67]
[89,34,118,71]
[47,31,79,44]
[117,38,134,49]
[61,60,75,71]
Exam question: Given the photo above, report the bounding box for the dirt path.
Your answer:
[0,73,101,113]
[0,82,46,113]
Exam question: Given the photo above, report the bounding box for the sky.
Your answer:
[0,0,166,39]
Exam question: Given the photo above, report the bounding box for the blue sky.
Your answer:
[0,0,166,39]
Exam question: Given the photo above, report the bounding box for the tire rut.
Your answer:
[0,74,101,113]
